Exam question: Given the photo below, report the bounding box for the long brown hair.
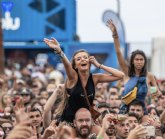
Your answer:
[56,50,90,116]
[54,84,68,117]
[128,50,147,77]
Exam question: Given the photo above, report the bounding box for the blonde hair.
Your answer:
[0,93,10,110]
[54,83,69,117]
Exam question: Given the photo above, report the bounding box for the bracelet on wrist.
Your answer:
[58,51,65,59]
[99,64,103,69]
[53,48,65,59]
[112,33,118,38]
[54,48,61,54]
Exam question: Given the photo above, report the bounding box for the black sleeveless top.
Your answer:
[60,73,95,123]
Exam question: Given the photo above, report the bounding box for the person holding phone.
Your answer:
[43,38,124,123]
[106,19,161,114]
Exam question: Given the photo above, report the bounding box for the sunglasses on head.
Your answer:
[19,94,29,96]
[32,85,38,88]
[108,118,119,124]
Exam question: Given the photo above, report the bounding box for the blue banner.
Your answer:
[1,0,76,42]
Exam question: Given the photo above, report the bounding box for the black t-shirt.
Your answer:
[61,73,95,123]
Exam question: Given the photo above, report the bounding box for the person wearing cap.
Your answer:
[17,88,32,106]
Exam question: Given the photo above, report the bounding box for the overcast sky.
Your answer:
[77,0,165,56]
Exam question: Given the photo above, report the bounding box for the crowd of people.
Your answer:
[0,20,165,139]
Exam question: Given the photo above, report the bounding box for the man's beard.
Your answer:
[106,126,116,136]
[77,125,91,138]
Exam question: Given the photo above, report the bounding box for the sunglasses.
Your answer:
[158,95,165,100]
[2,126,13,131]
[19,94,29,96]
[32,85,38,88]
[108,118,119,124]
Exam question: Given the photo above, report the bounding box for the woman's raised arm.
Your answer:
[43,84,64,128]
[90,56,124,83]
[44,38,76,81]
[106,19,128,76]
